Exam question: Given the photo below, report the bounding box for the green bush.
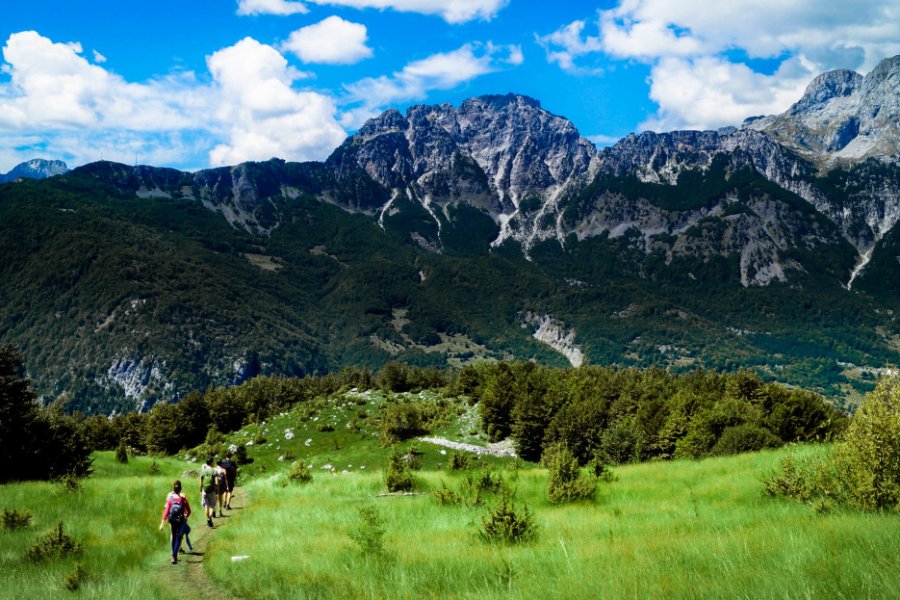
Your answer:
[711,424,782,456]
[148,461,160,475]
[763,454,814,502]
[480,496,536,544]
[379,403,426,445]
[288,461,312,484]
[433,482,462,506]
[831,377,900,510]
[115,441,129,464]
[587,454,615,482]
[2,507,32,530]
[64,564,89,592]
[448,451,472,471]
[349,506,386,556]
[543,443,596,504]
[24,522,83,562]
[384,450,413,493]
[57,473,82,494]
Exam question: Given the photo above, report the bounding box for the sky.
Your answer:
[1,0,898,172]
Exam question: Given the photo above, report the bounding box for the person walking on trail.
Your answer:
[220,452,237,510]
[200,457,218,527]
[215,460,227,517]
[160,480,191,565]
[166,489,193,553]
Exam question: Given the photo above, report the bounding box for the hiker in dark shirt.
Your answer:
[160,480,191,565]
[220,452,237,510]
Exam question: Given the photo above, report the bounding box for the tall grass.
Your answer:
[0,452,192,599]
[207,445,900,599]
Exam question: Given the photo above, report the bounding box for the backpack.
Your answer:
[203,467,217,494]
[168,497,185,525]
[221,459,236,480]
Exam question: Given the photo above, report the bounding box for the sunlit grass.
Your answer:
[0,452,189,599]
[207,445,900,599]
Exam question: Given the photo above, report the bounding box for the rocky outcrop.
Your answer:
[0,158,69,183]
[746,55,900,165]
[327,94,596,251]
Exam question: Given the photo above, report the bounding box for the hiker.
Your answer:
[165,489,193,553]
[159,480,191,565]
[215,460,227,517]
[220,451,237,510]
[200,457,218,527]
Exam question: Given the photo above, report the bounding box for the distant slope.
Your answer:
[0,158,68,183]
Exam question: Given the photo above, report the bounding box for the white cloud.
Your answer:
[642,56,813,132]
[206,37,346,166]
[0,31,347,171]
[535,20,604,73]
[0,31,196,131]
[236,0,308,16]
[341,42,521,127]
[92,50,107,64]
[282,16,373,64]
[539,0,900,130]
[306,0,507,24]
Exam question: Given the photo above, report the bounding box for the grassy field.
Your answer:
[0,453,193,599]
[3,389,900,599]
[204,445,900,599]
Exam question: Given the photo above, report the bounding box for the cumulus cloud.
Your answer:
[539,0,900,130]
[237,0,308,16]
[282,16,373,64]
[0,31,197,131]
[0,31,347,170]
[206,37,346,165]
[535,20,604,73]
[642,56,814,131]
[341,42,521,127]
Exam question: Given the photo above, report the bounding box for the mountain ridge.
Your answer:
[3,57,900,412]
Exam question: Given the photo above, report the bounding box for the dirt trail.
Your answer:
[158,487,248,600]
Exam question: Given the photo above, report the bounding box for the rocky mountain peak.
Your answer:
[745,55,900,164]
[357,108,409,138]
[790,69,863,115]
[326,93,597,250]
[0,158,69,183]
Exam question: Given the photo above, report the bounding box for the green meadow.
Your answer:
[3,438,900,598]
[207,445,900,600]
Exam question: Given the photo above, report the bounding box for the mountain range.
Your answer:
[3,56,900,414]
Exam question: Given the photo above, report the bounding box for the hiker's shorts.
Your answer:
[202,490,217,508]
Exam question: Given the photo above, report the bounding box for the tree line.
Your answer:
[459,361,846,464]
[1,345,846,482]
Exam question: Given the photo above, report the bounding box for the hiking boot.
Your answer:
[207,518,214,527]
[171,557,177,565]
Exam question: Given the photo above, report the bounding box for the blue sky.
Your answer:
[1,0,898,172]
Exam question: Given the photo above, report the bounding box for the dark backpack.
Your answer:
[221,459,236,479]
[168,497,185,525]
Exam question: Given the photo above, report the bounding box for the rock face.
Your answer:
[0,159,69,183]
[327,94,597,251]
[746,56,900,165]
[61,57,900,288]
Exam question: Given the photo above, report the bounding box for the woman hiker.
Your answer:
[159,480,191,564]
